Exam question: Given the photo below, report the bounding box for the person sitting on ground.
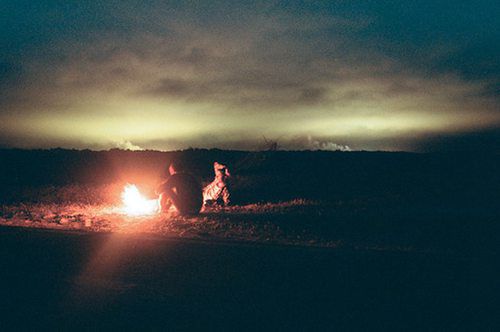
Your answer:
[203,161,231,207]
[156,160,203,216]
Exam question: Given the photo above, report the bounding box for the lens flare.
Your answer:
[121,184,158,216]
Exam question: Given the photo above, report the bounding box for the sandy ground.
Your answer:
[0,201,342,248]
[3,200,492,257]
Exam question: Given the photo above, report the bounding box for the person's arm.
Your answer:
[155,182,164,195]
[155,178,172,195]
[221,186,230,206]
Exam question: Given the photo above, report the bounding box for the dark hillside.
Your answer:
[0,149,499,212]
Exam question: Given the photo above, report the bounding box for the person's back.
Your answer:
[164,172,203,215]
[156,162,203,215]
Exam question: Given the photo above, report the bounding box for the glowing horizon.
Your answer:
[1,1,499,152]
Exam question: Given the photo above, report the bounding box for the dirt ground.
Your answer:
[3,197,497,257]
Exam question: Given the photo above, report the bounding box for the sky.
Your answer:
[1,0,499,152]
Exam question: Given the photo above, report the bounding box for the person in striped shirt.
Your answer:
[203,162,231,207]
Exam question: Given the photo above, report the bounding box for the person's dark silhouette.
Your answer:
[156,161,202,215]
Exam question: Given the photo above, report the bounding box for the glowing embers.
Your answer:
[121,184,158,216]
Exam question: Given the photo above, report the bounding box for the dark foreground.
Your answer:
[0,227,494,331]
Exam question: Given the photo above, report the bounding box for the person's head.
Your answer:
[214,162,230,180]
[168,163,176,175]
[168,160,181,175]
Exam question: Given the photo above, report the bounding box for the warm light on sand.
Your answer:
[121,184,158,216]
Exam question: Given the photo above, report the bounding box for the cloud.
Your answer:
[114,140,143,151]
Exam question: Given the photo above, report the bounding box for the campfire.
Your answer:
[121,184,158,216]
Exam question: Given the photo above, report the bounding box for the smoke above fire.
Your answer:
[306,137,351,152]
[115,140,143,151]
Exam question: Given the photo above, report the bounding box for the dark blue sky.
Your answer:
[1,0,499,151]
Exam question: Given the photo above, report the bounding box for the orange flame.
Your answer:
[121,184,158,216]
